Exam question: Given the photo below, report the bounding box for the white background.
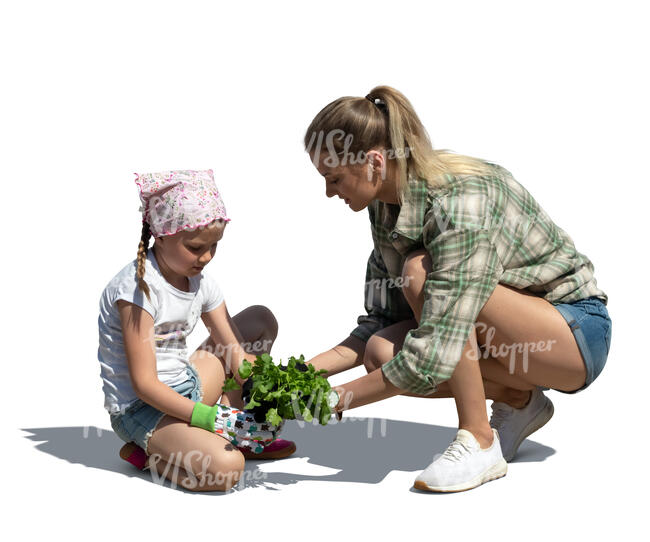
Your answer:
[2,0,647,539]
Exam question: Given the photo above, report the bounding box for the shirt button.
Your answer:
[391,232,398,239]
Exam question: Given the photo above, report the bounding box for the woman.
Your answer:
[304,85,612,493]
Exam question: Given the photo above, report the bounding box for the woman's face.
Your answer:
[311,149,397,210]
[154,221,225,278]
[311,151,381,212]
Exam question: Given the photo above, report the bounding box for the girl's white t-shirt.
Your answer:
[97,247,225,414]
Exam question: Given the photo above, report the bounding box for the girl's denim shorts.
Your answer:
[550,296,612,394]
[109,363,203,454]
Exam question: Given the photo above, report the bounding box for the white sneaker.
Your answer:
[413,428,507,493]
[489,387,554,462]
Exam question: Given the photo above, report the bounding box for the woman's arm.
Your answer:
[117,300,196,422]
[307,335,366,377]
[332,366,404,412]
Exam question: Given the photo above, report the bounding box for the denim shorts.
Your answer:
[109,363,203,454]
[550,296,612,394]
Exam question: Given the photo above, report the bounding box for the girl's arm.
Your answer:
[307,335,366,377]
[200,301,257,386]
[117,300,196,422]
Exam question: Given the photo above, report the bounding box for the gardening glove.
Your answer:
[190,402,280,453]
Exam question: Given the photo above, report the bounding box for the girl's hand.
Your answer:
[190,402,281,453]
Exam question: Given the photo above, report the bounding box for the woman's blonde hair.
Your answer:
[304,85,499,205]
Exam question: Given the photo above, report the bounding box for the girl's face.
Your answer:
[154,221,225,279]
[311,149,397,210]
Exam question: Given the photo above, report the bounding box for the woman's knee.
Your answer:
[363,335,390,372]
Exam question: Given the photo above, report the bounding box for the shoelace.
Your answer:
[489,403,514,430]
[440,438,473,462]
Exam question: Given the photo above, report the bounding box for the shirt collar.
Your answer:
[379,174,431,241]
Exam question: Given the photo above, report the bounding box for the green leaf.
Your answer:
[238,360,252,379]
[244,397,260,409]
[221,377,240,393]
[266,408,282,426]
[319,404,332,426]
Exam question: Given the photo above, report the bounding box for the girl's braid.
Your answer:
[136,221,152,302]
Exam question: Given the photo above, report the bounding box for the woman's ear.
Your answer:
[366,149,384,181]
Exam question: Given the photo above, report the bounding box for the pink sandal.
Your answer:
[119,442,148,470]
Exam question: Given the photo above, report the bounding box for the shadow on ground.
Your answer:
[21,418,555,493]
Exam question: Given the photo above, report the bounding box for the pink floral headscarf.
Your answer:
[134,169,230,238]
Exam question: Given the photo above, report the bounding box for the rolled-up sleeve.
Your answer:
[350,247,414,343]
[381,228,504,395]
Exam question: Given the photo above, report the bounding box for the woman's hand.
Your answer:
[328,388,343,421]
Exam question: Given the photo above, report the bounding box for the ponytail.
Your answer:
[304,85,499,206]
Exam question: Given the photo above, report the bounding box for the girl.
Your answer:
[98,169,295,492]
[306,87,612,493]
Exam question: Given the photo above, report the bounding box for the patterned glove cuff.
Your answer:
[190,402,219,432]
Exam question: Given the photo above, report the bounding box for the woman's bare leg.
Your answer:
[365,319,496,447]
[362,247,585,448]
[400,249,586,392]
[363,319,532,407]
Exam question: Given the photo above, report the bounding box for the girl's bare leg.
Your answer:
[145,417,245,492]
[145,351,244,492]
[143,305,279,490]
[192,304,278,408]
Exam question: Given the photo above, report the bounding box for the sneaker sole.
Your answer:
[503,397,554,462]
[413,458,508,493]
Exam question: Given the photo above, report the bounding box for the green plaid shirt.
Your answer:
[350,162,608,395]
